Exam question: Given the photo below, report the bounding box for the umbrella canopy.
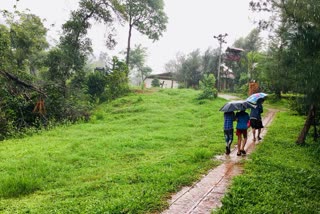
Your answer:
[219,100,255,112]
[246,92,267,104]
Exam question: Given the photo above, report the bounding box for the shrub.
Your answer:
[87,72,107,100]
[151,78,160,87]
[198,74,218,100]
[104,58,130,101]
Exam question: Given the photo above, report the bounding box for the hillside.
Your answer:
[0,89,227,213]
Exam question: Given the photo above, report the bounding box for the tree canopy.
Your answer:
[123,0,168,66]
[250,0,320,104]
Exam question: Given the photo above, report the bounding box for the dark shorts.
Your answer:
[250,119,263,129]
[236,129,247,138]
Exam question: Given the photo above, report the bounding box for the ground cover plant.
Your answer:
[0,89,228,213]
[216,110,320,213]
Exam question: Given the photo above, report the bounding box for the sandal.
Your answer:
[241,150,246,155]
[237,152,241,156]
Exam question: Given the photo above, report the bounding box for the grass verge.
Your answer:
[215,110,320,213]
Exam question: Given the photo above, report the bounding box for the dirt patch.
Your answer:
[162,108,278,214]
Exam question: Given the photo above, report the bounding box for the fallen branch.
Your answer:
[0,70,47,97]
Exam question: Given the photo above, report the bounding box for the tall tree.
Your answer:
[0,11,49,136]
[251,0,320,100]
[59,0,123,73]
[165,50,218,89]
[177,49,203,88]
[228,28,263,89]
[233,28,263,52]
[164,52,185,74]
[2,11,48,74]
[128,44,152,87]
[44,0,128,124]
[202,47,219,76]
[124,0,168,67]
[250,0,320,143]
[0,25,13,72]
[47,0,124,96]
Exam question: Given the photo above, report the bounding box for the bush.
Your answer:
[87,72,107,100]
[198,88,218,100]
[104,58,130,101]
[288,96,309,115]
[0,76,40,138]
[151,78,160,87]
[198,74,218,100]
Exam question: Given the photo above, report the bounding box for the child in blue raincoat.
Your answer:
[235,109,250,156]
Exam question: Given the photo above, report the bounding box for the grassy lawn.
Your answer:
[0,89,228,213]
[216,110,320,213]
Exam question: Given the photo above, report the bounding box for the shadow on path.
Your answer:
[162,95,278,214]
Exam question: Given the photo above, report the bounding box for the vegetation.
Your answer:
[0,0,167,140]
[151,78,160,87]
[1,89,319,213]
[216,110,320,213]
[225,28,263,90]
[0,89,227,213]
[0,4,130,139]
[123,0,168,66]
[0,11,49,139]
[1,1,320,212]
[128,44,152,88]
[249,0,320,142]
[166,48,219,89]
[198,74,218,100]
[160,0,320,144]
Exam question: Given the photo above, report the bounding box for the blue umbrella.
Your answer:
[246,92,267,104]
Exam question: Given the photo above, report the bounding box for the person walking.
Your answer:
[250,98,264,141]
[223,111,235,155]
[235,109,250,156]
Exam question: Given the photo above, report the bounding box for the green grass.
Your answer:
[0,89,229,213]
[216,110,320,214]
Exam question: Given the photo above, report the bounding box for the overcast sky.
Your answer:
[0,0,267,73]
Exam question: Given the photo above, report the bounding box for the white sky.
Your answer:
[0,0,267,73]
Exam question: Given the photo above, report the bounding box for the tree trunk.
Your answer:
[313,105,318,141]
[296,104,315,144]
[126,21,133,75]
[275,89,281,99]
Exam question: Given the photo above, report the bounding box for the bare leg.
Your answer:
[241,138,247,151]
[237,135,242,155]
[258,128,262,140]
[252,128,256,141]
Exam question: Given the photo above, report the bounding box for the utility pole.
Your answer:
[214,33,228,91]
